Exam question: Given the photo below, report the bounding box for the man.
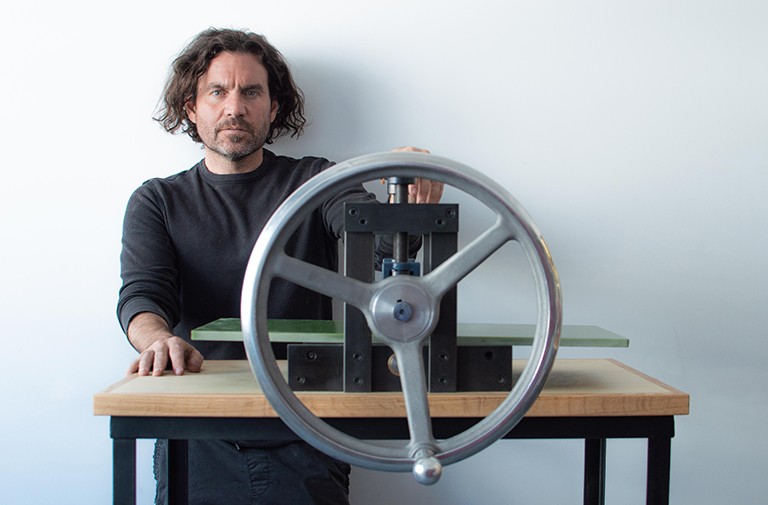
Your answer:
[117,28,443,504]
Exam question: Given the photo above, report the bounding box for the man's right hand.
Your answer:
[126,312,204,376]
[127,336,204,376]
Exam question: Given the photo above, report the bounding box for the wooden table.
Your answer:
[94,359,688,505]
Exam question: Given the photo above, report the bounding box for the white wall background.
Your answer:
[1,1,766,503]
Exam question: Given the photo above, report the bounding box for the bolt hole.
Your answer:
[438,376,448,385]
[307,351,318,361]
[353,377,363,385]
[352,352,363,361]
[296,376,306,385]
[358,218,368,226]
[484,351,494,360]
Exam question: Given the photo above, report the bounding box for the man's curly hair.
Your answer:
[154,28,306,144]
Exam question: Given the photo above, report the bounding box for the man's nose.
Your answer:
[224,94,247,116]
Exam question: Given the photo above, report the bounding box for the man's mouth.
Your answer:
[217,122,251,134]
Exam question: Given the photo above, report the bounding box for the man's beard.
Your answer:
[205,118,270,161]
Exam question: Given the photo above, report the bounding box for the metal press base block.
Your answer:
[288,343,513,392]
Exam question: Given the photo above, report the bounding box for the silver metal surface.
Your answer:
[241,151,562,482]
[412,449,442,485]
[388,177,412,265]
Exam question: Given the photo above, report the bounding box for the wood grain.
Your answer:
[93,359,689,419]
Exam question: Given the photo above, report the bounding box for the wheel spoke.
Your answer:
[391,341,436,458]
[425,218,514,297]
[272,253,374,309]
[241,151,560,481]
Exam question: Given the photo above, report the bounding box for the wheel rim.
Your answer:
[241,151,562,482]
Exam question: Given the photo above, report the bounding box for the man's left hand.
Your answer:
[391,146,445,204]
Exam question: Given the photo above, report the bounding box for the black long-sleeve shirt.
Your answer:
[117,149,382,360]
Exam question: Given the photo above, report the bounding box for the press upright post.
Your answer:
[387,177,415,271]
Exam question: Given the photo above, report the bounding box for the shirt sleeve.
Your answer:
[116,182,180,334]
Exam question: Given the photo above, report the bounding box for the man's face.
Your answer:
[185,51,278,164]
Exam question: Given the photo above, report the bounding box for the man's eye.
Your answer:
[211,90,222,96]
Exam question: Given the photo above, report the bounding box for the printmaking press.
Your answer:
[238,151,562,484]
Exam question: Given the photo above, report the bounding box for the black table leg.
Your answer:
[167,439,189,505]
[109,415,677,505]
[584,438,606,505]
[114,438,136,505]
[646,436,671,505]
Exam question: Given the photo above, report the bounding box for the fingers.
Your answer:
[168,341,204,375]
[185,347,205,373]
[128,337,204,377]
[389,147,443,204]
[392,146,430,154]
[127,348,164,376]
[409,178,445,204]
[126,358,140,376]
[152,345,169,376]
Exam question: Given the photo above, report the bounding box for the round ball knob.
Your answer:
[412,456,442,485]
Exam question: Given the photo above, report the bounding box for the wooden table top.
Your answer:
[93,359,689,418]
[93,359,688,419]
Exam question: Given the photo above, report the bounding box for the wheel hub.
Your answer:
[369,276,437,344]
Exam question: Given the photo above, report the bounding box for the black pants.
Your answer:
[154,439,351,505]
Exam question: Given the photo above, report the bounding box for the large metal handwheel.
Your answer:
[241,151,561,484]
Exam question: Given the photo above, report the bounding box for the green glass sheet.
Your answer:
[192,318,628,348]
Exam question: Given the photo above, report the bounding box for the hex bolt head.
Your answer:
[393,301,413,322]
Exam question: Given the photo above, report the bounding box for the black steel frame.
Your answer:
[341,202,462,393]
[110,414,674,505]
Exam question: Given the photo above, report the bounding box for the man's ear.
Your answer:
[270,100,278,123]
[185,100,197,124]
